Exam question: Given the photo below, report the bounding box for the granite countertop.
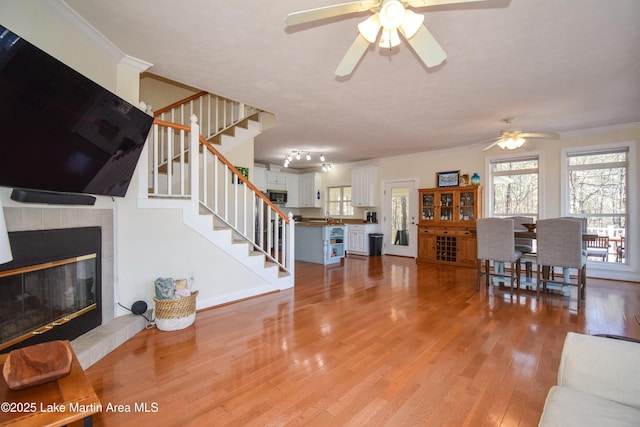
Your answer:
[295,221,342,227]
[295,219,378,226]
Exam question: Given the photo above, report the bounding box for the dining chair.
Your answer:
[507,216,534,250]
[507,216,535,283]
[536,218,587,308]
[586,235,610,261]
[476,218,522,296]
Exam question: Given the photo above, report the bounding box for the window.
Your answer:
[328,186,353,216]
[566,147,628,264]
[489,156,539,220]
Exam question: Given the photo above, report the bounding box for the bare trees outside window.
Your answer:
[490,156,539,220]
[567,147,628,264]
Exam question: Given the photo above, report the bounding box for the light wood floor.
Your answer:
[84,256,640,426]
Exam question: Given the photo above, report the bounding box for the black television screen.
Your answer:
[0,25,153,197]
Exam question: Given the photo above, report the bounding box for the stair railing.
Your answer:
[153,91,260,142]
[141,116,294,276]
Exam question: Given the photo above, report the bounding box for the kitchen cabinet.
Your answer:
[285,173,299,208]
[298,172,322,208]
[351,166,377,207]
[295,224,345,264]
[253,165,267,192]
[417,186,482,268]
[347,223,380,256]
[266,170,286,190]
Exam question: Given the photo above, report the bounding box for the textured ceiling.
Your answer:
[64,0,640,169]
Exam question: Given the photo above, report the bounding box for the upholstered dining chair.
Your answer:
[476,218,522,296]
[536,218,587,308]
[507,216,535,284]
[507,216,535,254]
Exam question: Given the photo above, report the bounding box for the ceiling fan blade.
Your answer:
[482,140,499,152]
[285,1,375,27]
[520,132,560,139]
[400,24,446,67]
[335,34,371,76]
[405,0,488,8]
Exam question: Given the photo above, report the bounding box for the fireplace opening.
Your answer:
[0,227,102,353]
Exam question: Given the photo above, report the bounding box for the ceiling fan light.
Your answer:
[358,14,381,43]
[500,137,526,150]
[379,0,405,30]
[400,10,424,39]
[306,152,311,161]
[379,28,401,48]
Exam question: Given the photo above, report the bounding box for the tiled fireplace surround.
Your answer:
[3,206,146,368]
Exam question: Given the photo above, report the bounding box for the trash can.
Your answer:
[369,233,383,256]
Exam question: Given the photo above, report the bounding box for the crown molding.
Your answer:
[37,0,152,72]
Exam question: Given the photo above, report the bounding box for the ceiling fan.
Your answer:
[482,118,560,152]
[284,0,488,76]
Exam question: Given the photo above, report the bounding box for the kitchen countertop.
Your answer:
[296,222,343,227]
[295,219,378,226]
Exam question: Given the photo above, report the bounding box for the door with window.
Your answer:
[383,180,417,257]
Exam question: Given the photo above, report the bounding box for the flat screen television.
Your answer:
[0,25,153,199]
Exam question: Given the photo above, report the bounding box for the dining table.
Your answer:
[514,230,598,242]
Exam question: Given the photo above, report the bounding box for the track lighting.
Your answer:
[283,150,332,171]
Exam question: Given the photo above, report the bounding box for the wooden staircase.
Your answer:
[137,93,294,294]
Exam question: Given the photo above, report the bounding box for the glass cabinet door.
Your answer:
[439,192,454,221]
[459,191,476,222]
[421,192,435,221]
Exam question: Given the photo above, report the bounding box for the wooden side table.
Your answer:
[0,340,100,427]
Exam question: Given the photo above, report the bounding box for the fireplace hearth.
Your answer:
[0,227,102,353]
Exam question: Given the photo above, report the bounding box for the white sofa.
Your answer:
[539,332,640,426]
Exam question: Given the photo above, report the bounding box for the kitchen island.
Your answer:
[295,223,345,265]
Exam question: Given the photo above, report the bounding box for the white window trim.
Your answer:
[561,140,637,279]
[484,150,545,219]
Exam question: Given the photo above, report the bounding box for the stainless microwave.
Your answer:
[267,190,287,204]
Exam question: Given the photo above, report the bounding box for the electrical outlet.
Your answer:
[188,271,195,285]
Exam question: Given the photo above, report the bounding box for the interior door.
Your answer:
[383,180,417,257]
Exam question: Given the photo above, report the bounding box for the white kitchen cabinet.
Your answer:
[347,223,380,256]
[266,170,286,190]
[351,166,377,207]
[285,173,299,208]
[298,172,322,208]
[253,165,267,192]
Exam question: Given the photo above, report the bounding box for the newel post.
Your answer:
[190,114,200,215]
[287,211,295,279]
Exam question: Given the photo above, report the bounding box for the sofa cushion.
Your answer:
[539,386,640,427]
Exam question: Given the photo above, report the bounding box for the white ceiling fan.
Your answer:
[284,0,488,76]
[482,117,560,152]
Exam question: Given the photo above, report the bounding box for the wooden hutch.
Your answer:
[417,186,483,268]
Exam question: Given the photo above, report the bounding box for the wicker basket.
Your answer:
[153,290,198,331]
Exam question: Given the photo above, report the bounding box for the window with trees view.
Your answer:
[489,156,539,220]
[566,147,628,264]
[328,186,353,216]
